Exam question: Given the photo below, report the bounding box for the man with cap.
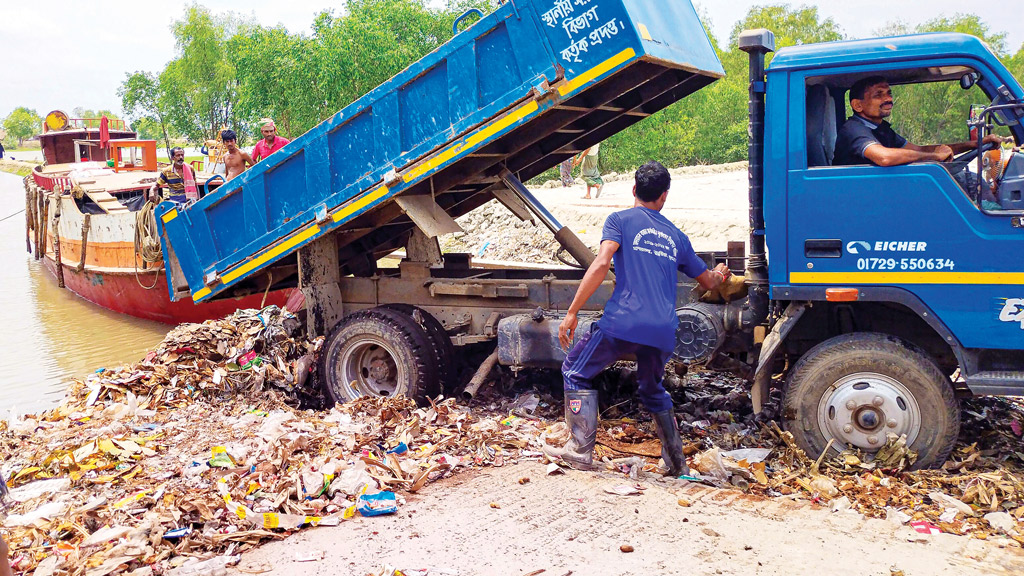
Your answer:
[251,119,290,163]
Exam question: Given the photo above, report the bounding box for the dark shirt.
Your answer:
[833,115,908,166]
[597,207,708,352]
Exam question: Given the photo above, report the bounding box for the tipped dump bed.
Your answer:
[158,0,724,303]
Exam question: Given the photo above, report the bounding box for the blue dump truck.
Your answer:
[158,0,1024,468]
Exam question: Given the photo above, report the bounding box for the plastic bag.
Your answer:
[357,491,398,517]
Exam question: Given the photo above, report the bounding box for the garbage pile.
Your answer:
[583,368,1024,545]
[0,308,550,576]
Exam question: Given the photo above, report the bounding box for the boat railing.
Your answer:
[66,118,127,131]
[33,170,73,193]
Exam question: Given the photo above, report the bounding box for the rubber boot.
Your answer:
[543,390,598,469]
[653,410,690,477]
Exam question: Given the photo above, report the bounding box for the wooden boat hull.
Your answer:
[40,256,287,324]
[26,167,293,325]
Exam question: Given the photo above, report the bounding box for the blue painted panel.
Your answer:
[476,23,521,104]
[208,191,248,259]
[399,62,450,152]
[528,0,640,78]
[448,44,478,125]
[621,0,724,77]
[264,150,308,230]
[787,164,1024,349]
[329,110,375,194]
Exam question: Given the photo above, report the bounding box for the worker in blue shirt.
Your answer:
[545,160,730,476]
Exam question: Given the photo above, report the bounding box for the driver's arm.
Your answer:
[863,142,953,166]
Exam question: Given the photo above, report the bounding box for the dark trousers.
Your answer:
[562,324,674,413]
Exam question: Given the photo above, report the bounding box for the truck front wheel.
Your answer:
[781,333,959,469]
[319,307,440,405]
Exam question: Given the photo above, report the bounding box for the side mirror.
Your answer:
[960,72,980,90]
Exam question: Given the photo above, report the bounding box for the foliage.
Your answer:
[3,107,42,147]
[229,0,495,138]
[119,71,175,156]
[159,5,249,144]
[603,4,844,172]
[879,14,1017,145]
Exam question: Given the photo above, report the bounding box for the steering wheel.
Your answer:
[953,141,998,164]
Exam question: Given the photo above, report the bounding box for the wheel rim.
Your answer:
[816,372,922,451]
[336,337,406,400]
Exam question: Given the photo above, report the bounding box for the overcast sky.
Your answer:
[1,0,1021,121]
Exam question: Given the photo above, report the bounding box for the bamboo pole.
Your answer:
[77,213,91,272]
[52,200,65,288]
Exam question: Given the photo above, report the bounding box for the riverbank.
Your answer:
[0,159,37,178]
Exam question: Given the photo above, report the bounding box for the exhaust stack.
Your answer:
[738,29,775,329]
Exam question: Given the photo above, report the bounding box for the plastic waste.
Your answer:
[357,491,398,517]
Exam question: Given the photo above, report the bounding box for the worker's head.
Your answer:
[260,119,277,142]
[170,147,185,166]
[849,76,893,123]
[634,160,670,205]
[221,129,238,150]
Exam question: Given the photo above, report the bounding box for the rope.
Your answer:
[0,208,25,223]
[134,198,163,290]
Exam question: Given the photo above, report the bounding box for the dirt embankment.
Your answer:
[442,163,750,264]
[0,159,37,178]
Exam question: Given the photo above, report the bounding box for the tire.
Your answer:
[781,333,959,469]
[380,304,456,394]
[319,307,440,405]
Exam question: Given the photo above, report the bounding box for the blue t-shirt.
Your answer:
[596,207,708,352]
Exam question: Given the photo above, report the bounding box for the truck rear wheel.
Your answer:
[320,307,440,405]
[781,333,959,469]
[380,304,455,394]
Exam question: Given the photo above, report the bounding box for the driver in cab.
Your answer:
[833,75,1008,167]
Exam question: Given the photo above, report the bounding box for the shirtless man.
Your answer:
[221,129,254,180]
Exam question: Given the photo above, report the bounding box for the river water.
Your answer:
[0,172,168,417]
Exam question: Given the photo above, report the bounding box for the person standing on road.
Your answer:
[251,119,290,163]
[0,141,5,160]
[221,130,254,180]
[573,144,604,199]
[544,160,731,476]
[558,157,574,187]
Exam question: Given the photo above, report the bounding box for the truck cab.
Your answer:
[750,32,1024,467]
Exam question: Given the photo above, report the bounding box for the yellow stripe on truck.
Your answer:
[220,224,323,284]
[403,101,539,183]
[558,48,636,97]
[332,186,390,223]
[790,272,1024,285]
[400,47,635,185]
[161,209,178,224]
[192,287,211,302]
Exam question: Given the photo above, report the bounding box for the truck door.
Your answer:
[781,64,1024,351]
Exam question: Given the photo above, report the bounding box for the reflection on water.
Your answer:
[0,172,168,417]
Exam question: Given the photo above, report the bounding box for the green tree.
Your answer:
[119,71,174,155]
[230,0,495,139]
[159,5,248,144]
[877,14,1014,145]
[3,107,42,147]
[603,4,844,171]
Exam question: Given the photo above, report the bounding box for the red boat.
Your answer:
[24,114,292,324]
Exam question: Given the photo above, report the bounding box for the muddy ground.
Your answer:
[233,463,1024,576]
[225,166,1024,576]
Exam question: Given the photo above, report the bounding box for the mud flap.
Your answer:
[752,302,807,413]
